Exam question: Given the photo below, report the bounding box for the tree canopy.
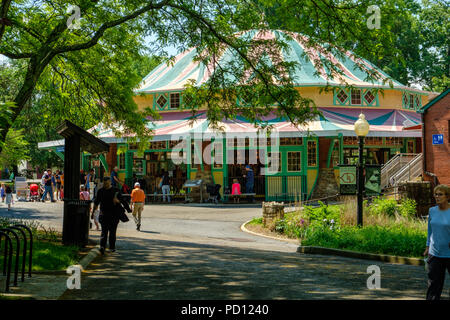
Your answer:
[0,0,447,162]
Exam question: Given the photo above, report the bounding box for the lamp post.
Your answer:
[354,113,369,227]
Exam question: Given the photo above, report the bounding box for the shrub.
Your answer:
[301,224,426,258]
[398,198,417,218]
[303,201,341,229]
[366,197,398,217]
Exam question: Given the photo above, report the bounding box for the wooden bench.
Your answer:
[223,193,256,203]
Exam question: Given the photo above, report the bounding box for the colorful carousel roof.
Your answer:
[87,107,422,143]
[135,29,407,93]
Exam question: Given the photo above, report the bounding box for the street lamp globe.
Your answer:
[354,113,370,137]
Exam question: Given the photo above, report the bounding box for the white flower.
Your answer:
[323,218,327,222]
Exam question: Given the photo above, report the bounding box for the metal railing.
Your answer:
[0,224,33,292]
[381,153,418,189]
[389,153,423,187]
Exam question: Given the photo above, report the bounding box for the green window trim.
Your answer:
[333,87,379,107]
[402,91,422,110]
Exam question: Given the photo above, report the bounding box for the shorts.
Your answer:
[92,210,100,223]
[5,193,12,204]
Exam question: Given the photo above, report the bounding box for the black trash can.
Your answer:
[62,199,91,247]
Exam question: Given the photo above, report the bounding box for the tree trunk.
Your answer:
[0,52,53,154]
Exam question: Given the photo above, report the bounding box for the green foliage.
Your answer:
[301,224,426,258]
[398,198,417,218]
[0,128,30,167]
[263,198,425,257]
[303,201,341,229]
[0,217,80,271]
[366,197,398,217]
[248,217,263,225]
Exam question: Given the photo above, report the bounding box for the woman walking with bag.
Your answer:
[92,177,131,254]
[424,184,450,300]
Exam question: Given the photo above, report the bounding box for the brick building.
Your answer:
[419,89,450,186]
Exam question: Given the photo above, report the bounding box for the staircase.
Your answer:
[311,168,339,199]
[381,153,423,189]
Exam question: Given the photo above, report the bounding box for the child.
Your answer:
[5,184,13,210]
[231,179,241,203]
[79,185,90,200]
[1,183,5,202]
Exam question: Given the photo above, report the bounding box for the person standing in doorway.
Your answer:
[161,171,171,203]
[424,184,450,300]
[243,165,254,202]
[92,177,131,254]
[131,182,145,231]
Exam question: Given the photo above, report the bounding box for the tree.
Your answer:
[0,127,29,169]
[0,0,401,152]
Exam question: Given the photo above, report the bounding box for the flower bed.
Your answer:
[252,198,427,258]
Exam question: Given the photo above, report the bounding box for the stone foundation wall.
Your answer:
[262,201,285,227]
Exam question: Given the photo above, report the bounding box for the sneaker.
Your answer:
[99,247,105,255]
[136,224,141,231]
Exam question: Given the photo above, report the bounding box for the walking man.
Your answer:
[92,177,131,254]
[41,169,55,202]
[131,182,145,231]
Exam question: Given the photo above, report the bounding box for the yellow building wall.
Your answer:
[133,87,431,112]
[307,169,318,196]
[135,94,154,112]
[212,171,224,196]
[118,172,126,182]
[190,171,197,180]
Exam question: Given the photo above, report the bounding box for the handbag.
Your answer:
[114,192,129,223]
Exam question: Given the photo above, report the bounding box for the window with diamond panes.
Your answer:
[415,95,421,110]
[307,141,317,166]
[287,152,301,172]
[351,89,361,105]
[336,89,348,104]
[157,94,168,109]
[364,90,375,104]
[409,94,414,109]
[170,93,180,109]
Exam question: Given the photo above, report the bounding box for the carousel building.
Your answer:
[39,30,435,201]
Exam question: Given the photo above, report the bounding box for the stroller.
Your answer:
[29,184,40,202]
[206,184,221,204]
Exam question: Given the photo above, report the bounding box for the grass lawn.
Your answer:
[0,239,81,271]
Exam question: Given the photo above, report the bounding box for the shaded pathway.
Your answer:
[60,236,432,300]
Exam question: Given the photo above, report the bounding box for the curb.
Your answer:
[240,220,300,244]
[78,247,101,271]
[297,246,424,266]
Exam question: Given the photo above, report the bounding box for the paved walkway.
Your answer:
[1,201,448,299]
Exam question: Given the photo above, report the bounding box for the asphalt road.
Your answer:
[1,201,446,300]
